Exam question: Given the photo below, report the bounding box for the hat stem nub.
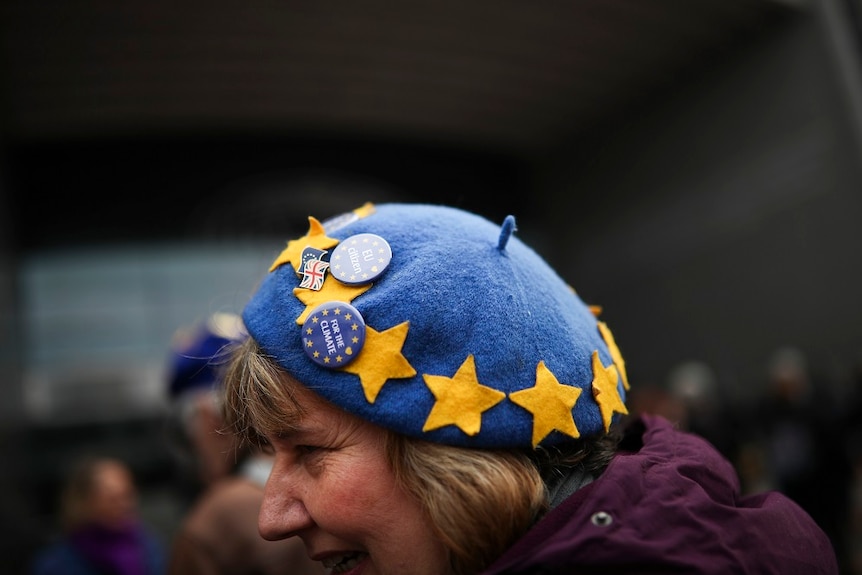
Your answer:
[498,215,517,252]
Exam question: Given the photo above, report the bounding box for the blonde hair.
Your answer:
[386,435,545,573]
[222,338,576,574]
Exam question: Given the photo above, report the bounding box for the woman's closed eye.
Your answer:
[296,444,322,456]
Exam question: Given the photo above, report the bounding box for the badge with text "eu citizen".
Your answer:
[330,233,392,285]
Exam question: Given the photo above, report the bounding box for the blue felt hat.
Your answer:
[242,203,629,449]
[167,312,248,399]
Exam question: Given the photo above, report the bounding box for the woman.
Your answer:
[222,202,838,574]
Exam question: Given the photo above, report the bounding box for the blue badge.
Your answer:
[301,301,366,368]
[330,233,392,285]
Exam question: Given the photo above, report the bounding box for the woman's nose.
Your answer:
[258,463,314,541]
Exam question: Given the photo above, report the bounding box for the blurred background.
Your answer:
[1,0,862,572]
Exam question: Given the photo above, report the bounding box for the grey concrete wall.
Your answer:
[537,3,862,400]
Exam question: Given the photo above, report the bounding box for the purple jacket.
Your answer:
[483,414,838,574]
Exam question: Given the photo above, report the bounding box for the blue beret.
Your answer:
[168,312,247,399]
[242,203,629,449]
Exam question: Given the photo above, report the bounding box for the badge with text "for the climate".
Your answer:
[302,301,366,367]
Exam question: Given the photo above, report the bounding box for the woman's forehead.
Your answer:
[296,384,369,430]
[264,380,364,433]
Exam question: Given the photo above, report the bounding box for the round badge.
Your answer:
[330,233,392,285]
[301,301,366,368]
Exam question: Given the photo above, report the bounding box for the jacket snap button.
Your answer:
[591,511,613,527]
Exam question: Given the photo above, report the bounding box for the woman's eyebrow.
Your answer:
[271,422,316,442]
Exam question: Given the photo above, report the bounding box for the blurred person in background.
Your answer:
[30,455,166,575]
[741,346,851,572]
[666,359,739,461]
[164,312,324,575]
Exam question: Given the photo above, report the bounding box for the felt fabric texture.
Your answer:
[242,202,628,449]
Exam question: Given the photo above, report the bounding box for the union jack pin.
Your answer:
[299,258,330,291]
[298,246,330,275]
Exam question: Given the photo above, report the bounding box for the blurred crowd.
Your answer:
[24,313,325,575]
[629,347,862,575]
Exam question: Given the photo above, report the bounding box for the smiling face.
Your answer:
[258,383,451,575]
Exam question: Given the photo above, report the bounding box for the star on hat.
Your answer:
[509,361,583,448]
[597,321,629,390]
[339,322,416,403]
[269,216,340,273]
[422,355,506,437]
[591,351,628,431]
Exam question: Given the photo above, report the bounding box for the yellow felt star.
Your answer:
[597,321,629,390]
[422,355,506,437]
[268,216,340,273]
[293,281,372,324]
[509,361,583,447]
[339,322,416,403]
[590,351,628,431]
[352,202,376,219]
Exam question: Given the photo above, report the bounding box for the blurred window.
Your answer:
[20,241,277,425]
